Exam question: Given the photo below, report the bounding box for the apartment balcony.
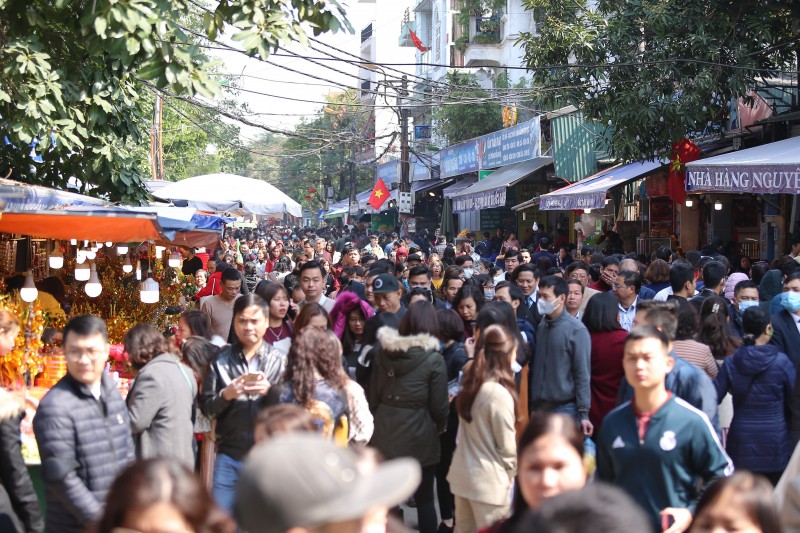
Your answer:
[462,16,503,67]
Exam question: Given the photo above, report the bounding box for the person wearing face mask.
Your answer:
[528,276,593,437]
[770,271,800,367]
[728,279,759,338]
[455,255,475,280]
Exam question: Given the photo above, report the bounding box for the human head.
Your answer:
[520,248,531,264]
[0,309,20,357]
[220,268,243,301]
[285,328,347,409]
[633,300,678,341]
[124,323,171,371]
[194,269,208,287]
[294,303,332,333]
[690,472,779,533]
[236,434,421,533]
[180,336,217,381]
[96,458,234,533]
[372,274,403,315]
[565,280,584,316]
[514,413,586,513]
[505,250,522,273]
[454,285,484,323]
[63,315,109,386]
[231,294,269,347]
[437,309,465,344]
[670,262,697,295]
[493,281,524,312]
[581,292,621,333]
[408,265,433,289]
[733,280,759,313]
[511,263,541,298]
[398,301,439,337]
[206,259,217,276]
[565,261,591,288]
[256,282,291,322]
[703,261,728,295]
[741,306,772,346]
[176,309,212,345]
[614,270,641,305]
[537,275,568,318]
[299,261,326,303]
[443,274,465,305]
[675,300,700,341]
[600,256,620,282]
[623,325,674,391]
[254,404,318,444]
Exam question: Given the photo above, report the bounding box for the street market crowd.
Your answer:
[9,222,800,532]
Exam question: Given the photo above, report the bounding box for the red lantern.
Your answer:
[305,195,311,201]
[308,187,317,194]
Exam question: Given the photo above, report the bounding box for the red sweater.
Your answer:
[589,329,628,432]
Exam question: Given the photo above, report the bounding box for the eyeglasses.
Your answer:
[64,349,107,361]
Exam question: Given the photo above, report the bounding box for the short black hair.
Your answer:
[511,263,541,282]
[580,245,595,257]
[298,260,326,278]
[703,261,727,289]
[408,265,432,280]
[232,293,268,319]
[437,309,465,343]
[582,293,621,332]
[63,315,108,345]
[221,267,242,284]
[786,270,800,284]
[538,275,568,298]
[626,324,671,350]
[454,255,474,267]
[617,270,642,294]
[495,281,525,303]
[669,262,695,293]
[504,250,522,262]
[601,256,620,269]
[734,280,758,297]
[565,261,591,277]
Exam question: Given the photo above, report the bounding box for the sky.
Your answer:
[208,2,375,143]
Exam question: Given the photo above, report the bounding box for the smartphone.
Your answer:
[244,373,261,384]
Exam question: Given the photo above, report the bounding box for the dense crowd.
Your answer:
[7,223,800,532]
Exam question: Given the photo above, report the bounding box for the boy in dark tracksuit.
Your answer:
[597,326,732,533]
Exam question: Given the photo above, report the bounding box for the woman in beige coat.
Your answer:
[447,324,518,533]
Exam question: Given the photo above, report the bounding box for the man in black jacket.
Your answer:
[33,315,135,533]
[201,294,287,515]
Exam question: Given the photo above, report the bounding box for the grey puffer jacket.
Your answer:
[33,372,134,533]
[0,388,42,532]
[368,327,448,467]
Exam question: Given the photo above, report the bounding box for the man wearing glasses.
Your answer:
[565,261,600,312]
[34,315,135,532]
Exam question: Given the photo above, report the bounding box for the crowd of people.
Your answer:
[9,223,800,532]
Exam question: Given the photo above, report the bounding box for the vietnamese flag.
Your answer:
[369,178,390,210]
[409,29,430,53]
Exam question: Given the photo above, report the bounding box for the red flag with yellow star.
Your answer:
[368,178,390,210]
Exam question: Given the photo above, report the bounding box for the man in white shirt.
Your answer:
[615,269,641,331]
[364,235,386,259]
[201,268,243,341]
[299,260,335,312]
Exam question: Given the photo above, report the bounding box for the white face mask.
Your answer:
[537,298,560,316]
[463,267,474,279]
[484,289,495,301]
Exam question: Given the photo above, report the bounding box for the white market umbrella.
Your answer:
[154,173,302,217]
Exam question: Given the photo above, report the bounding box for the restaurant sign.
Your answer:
[686,165,800,194]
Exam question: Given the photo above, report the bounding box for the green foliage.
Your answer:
[0,0,350,203]
[518,0,796,162]
[434,72,504,144]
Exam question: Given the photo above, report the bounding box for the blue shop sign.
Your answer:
[480,117,541,169]
[440,139,480,178]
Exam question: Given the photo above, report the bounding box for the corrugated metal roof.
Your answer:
[552,112,598,183]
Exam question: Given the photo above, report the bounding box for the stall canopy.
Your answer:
[538,159,665,210]
[0,209,164,243]
[685,136,800,194]
[154,173,302,217]
[442,177,478,198]
[451,157,553,213]
[0,178,108,211]
[411,178,452,195]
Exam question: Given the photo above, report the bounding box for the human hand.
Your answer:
[242,372,270,396]
[660,507,692,533]
[580,419,594,437]
[221,376,246,401]
[464,337,476,359]
[601,271,616,287]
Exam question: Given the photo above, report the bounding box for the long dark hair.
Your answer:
[341,306,369,355]
[255,281,290,324]
[181,336,218,382]
[94,458,235,533]
[398,301,439,337]
[180,309,213,340]
[455,324,518,423]
[285,328,348,407]
[581,293,622,333]
[697,295,740,358]
[293,302,332,333]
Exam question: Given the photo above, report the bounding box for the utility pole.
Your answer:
[399,75,410,195]
[150,95,164,180]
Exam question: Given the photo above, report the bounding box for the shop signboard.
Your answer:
[539,192,606,211]
[686,165,800,194]
[371,213,395,232]
[452,187,507,212]
[479,117,541,169]
[440,139,480,179]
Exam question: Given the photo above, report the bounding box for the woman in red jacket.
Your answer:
[581,293,628,432]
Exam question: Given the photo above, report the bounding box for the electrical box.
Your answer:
[398,192,413,214]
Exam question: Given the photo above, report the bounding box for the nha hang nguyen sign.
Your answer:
[686,165,800,194]
[452,188,507,213]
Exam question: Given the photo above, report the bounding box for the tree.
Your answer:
[518,0,797,162]
[434,72,504,144]
[0,0,350,203]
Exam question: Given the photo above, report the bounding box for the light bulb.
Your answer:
[86,250,97,260]
[84,263,102,297]
[140,276,160,304]
[76,249,88,264]
[105,242,113,248]
[49,242,64,269]
[90,246,98,253]
[155,246,165,259]
[75,262,91,281]
[122,257,133,273]
[117,245,129,255]
[168,252,181,268]
[583,208,591,214]
[532,222,538,231]
[70,238,77,246]
[685,199,693,207]
[95,242,103,249]
[604,198,610,205]
[714,201,723,211]
[19,271,38,303]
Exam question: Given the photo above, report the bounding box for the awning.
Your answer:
[0,209,164,242]
[0,178,108,211]
[685,136,800,194]
[442,177,478,198]
[512,197,540,211]
[538,159,665,210]
[412,178,452,195]
[451,157,552,213]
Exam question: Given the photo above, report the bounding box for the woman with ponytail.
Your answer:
[714,306,795,484]
[447,324,519,533]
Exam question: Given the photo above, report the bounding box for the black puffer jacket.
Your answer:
[0,389,42,532]
[369,327,449,467]
[201,341,286,460]
[32,372,135,533]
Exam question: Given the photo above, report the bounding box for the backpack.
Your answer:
[297,384,350,447]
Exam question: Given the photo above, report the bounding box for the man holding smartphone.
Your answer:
[201,293,287,515]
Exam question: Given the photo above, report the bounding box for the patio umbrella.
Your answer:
[440,197,455,241]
